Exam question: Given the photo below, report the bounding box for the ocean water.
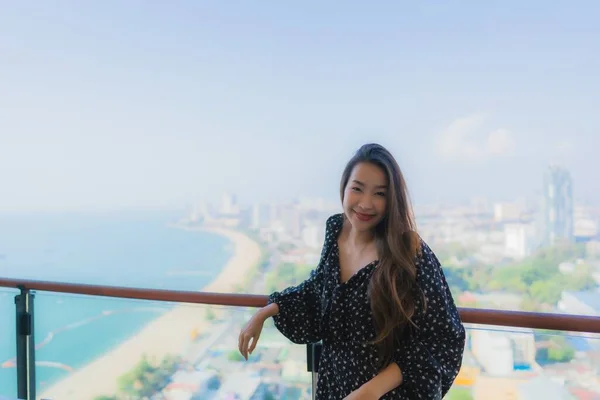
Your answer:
[0,211,233,396]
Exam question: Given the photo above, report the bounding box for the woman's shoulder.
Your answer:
[322,213,344,244]
[325,212,344,229]
[411,234,436,262]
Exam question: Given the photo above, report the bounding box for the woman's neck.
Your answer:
[346,225,375,248]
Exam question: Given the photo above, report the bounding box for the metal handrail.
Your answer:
[1,277,599,333]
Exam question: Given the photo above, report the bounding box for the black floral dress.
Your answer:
[268,213,466,399]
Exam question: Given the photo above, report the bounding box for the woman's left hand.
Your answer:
[343,384,380,400]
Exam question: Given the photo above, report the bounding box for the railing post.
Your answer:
[15,285,36,400]
[306,342,322,400]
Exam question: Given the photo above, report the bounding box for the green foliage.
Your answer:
[205,308,216,320]
[265,241,595,313]
[563,263,597,291]
[547,344,575,362]
[444,388,473,400]
[117,354,180,398]
[455,242,598,307]
[227,349,245,362]
[443,267,470,294]
[520,295,544,312]
[444,264,494,295]
[266,262,314,293]
[436,242,478,264]
[529,279,564,305]
[536,336,575,364]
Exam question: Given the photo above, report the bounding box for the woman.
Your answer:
[238,143,466,399]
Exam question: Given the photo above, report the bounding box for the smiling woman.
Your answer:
[239,143,466,399]
[342,162,388,225]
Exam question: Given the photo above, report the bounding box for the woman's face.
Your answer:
[342,162,388,232]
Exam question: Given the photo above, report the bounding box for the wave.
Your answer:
[1,306,168,369]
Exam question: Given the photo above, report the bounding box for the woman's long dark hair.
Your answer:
[340,143,425,368]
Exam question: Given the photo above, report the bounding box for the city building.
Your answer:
[574,205,598,243]
[558,291,600,317]
[516,376,575,399]
[220,193,239,216]
[301,224,323,249]
[470,327,536,376]
[504,222,535,259]
[543,165,574,246]
[494,202,524,222]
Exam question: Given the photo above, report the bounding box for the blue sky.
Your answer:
[1,1,599,212]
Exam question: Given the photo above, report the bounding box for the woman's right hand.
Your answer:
[238,310,266,360]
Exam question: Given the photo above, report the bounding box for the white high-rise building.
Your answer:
[504,222,535,259]
[221,193,239,216]
[471,328,535,377]
[494,203,523,222]
[251,203,271,229]
[302,224,323,249]
[543,165,574,245]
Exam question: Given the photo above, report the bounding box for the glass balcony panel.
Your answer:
[33,291,311,400]
[0,288,19,399]
[446,324,600,399]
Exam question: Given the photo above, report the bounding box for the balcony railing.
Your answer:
[1,277,600,400]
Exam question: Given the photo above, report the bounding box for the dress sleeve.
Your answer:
[266,215,337,344]
[392,239,466,399]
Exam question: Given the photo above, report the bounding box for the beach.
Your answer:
[39,226,263,400]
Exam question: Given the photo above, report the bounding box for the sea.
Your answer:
[0,210,233,397]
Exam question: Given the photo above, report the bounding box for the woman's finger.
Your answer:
[248,331,260,354]
[241,332,252,360]
[238,330,243,355]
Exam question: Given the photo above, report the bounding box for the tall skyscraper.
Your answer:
[221,193,238,216]
[543,165,574,246]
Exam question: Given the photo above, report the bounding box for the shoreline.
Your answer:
[39,225,263,400]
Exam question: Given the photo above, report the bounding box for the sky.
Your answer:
[1,0,599,212]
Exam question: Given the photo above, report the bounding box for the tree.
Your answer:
[118,355,154,396]
[564,263,597,291]
[489,268,528,293]
[548,345,575,362]
[205,308,217,320]
[227,349,245,362]
[536,336,575,364]
[117,354,179,398]
[520,295,543,312]
[444,266,470,293]
[445,388,473,400]
[529,279,563,305]
[266,262,314,292]
[485,246,598,308]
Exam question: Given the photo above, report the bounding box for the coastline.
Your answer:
[39,226,263,400]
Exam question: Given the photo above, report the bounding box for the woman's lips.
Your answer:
[355,211,375,221]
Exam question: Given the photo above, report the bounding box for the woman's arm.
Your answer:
[267,214,341,344]
[362,363,403,397]
[356,240,466,399]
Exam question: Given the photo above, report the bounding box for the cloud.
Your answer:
[486,128,515,155]
[434,113,515,161]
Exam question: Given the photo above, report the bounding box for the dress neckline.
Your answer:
[332,241,378,286]
[330,213,378,286]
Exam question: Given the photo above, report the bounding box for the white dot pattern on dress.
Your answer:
[268,213,466,399]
